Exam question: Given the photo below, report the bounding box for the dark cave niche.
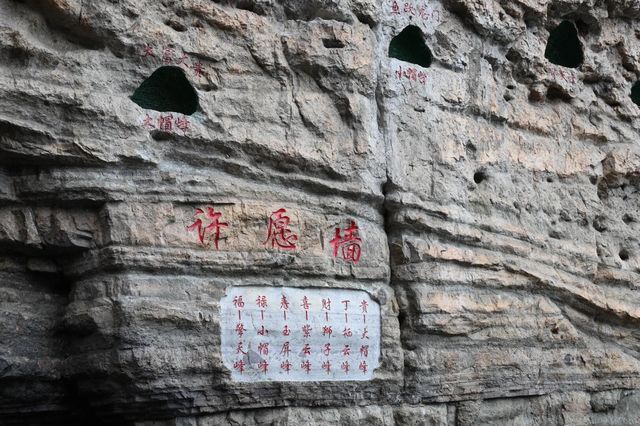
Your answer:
[544,20,584,68]
[131,66,199,115]
[388,25,433,68]
[631,81,640,107]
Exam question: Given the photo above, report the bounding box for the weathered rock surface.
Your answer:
[0,0,639,424]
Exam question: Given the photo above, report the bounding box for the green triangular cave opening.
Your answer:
[389,25,432,68]
[631,81,640,107]
[545,20,584,68]
[131,66,198,115]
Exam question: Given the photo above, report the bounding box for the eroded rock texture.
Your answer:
[1,0,639,424]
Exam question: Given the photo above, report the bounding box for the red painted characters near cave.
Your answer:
[142,44,155,58]
[263,208,298,250]
[388,1,442,24]
[192,60,206,78]
[330,221,363,264]
[142,113,190,134]
[187,206,228,249]
[157,113,174,132]
[395,65,427,85]
[141,43,207,78]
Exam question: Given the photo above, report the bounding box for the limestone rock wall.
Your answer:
[0,0,639,424]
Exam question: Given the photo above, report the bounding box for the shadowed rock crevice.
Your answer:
[545,20,583,68]
[631,81,640,107]
[388,25,432,68]
[131,66,199,115]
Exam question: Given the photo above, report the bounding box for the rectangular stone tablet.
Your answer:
[221,286,381,382]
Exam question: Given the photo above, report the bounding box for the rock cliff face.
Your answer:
[1,0,640,424]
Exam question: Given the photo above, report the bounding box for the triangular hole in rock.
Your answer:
[545,20,583,68]
[131,66,199,115]
[631,81,640,107]
[389,25,432,68]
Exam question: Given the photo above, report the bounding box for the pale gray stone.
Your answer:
[1,0,639,424]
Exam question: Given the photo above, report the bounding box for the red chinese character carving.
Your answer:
[236,341,247,355]
[282,325,291,336]
[302,324,312,338]
[256,295,268,308]
[302,343,311,356]
[143,44,155,58]
[396,65,403,80]
[418,71,427,85]
[192,60,206,78]
[162,46,174,64]
[343,327,353,337]
[361,327,369,339]
[330,221,362,264]
[322,360,332,374]
[175,116,190,133]
[258,360,269,373]
[360,300,368,313]
[404,2,415,15]
[418,5,427,18]
[175,53,189,66]
[235,323,246,337]
[322,298,331,311]
[301,296,311,320]
[301,360,311,374]
[359,360,368,374]
[232,296,245,308]
[301,296,310,310]
[280,359,292,373]
[143,113,155,128]
[258,342,269,356]
[323,343,331,356]
[391,0,400,14]
[322,326,333,338]
[404,67,417,82]
[187,207,229,249]
[263,208,298,250]
[341,361,350,374]
[280,295,290,310]
[281,342,292,357]
[322,298,331,320]
[257,325,268,336]
[341,300,350,310]
[342,345,351,356]
[360,345,369,358]
[233,359,245,374]
[158,114,174,131]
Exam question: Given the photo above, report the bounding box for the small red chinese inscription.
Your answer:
[142,113,190,134]
[395,65,428,85]
[389,1,443,24]
[141,44,208,78]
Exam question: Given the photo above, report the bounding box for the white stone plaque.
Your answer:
[221,286,381,382]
